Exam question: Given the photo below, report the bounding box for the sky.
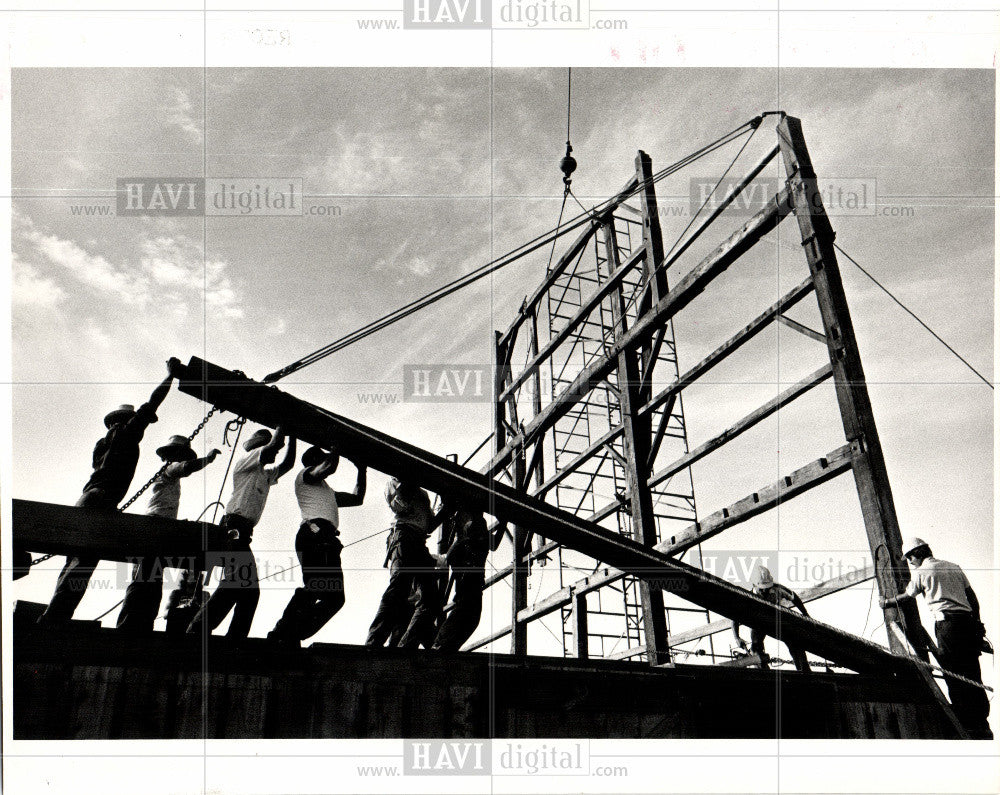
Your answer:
[7,68,995,719]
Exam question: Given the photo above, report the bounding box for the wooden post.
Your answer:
[604,220,670,666]
[572,590,589,659]
[777,116,924,658]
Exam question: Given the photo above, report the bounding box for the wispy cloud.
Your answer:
[162,86,203,146]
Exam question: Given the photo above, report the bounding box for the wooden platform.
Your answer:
[13,601,960,740]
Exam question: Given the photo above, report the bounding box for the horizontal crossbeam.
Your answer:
[12,499,226,568]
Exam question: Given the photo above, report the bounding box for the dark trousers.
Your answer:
[366,526,441,649]
[116,556,164,633]
[433,571,485,651]
[270,520,346,642]
[37,489,114,624]
[164,569,205,637]
[936,613,992,739]
[187,514,259,639]
[751,627,810,672]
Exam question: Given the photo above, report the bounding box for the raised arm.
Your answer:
[275,436,297,479]
[179,448,222,477]
[149,357,183,411]
[335,464,367,508]
[259,425,286,465]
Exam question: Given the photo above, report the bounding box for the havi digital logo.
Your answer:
[403,0,490,28]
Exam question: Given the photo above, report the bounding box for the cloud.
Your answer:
[162,87,203,146]
[12,253,65,307]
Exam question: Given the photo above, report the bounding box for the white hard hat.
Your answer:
[752,565,774,590]
[902,537,929,557]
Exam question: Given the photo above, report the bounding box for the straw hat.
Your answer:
[104,404,136,428]
[156,434,197,462]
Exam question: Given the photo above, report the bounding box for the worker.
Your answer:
[365,478,446,649]
[115,435,221,634]
[267,446,366,646]
[37,358,183,626]
[432,504,489,651]
[732,565,811,672]
[187,426,295,639]
[881,537,992,739]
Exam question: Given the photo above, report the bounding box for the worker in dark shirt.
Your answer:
[37,358,182,625]
[732,566,811,672]
[365,479,447,649]
[432,505,489,651]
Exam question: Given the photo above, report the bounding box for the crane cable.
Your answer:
[262,117,761,384]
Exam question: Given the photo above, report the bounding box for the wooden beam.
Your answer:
[468,446,856,648]
[605,217,669,666]
[648,363,834,488]
[488,186,794,476]
[667,564,876,648]
[778,116,920,657]
[572,590,589,659]
[12,499,227,568]
[639,275,815,418]
[174,359,902,675]
[778,314,827,344]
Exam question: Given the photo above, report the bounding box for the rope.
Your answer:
[211,417,246,523]
[566,67,571,141]
[834,242,993,389]
[262,118,761,383]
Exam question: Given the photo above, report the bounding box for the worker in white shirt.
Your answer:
[116,434,220,634]
[187,426,295,639]
[267,446,366,646]
[882,537,992,739]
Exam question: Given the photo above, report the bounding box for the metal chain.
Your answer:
[118,406,220,512]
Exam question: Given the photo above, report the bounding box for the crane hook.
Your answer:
[560,141,577,188]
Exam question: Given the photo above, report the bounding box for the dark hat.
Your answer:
[243,428,273,451]
[156,434,197,462]
[104,404,136,428]
[302,445,337,468]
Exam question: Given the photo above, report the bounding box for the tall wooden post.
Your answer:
[777,116,924,657]
[496,330,529,656]
[603,219,670,666]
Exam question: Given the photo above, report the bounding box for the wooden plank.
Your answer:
[175,358,905,675]
[487,186,793,475]
[778,116,920,656]
[13,499,228,566]
[778,314,827,344]
[468,446,855,649]
[638,275,815,418]
[648,363,834,488]
[667,564,876,647]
